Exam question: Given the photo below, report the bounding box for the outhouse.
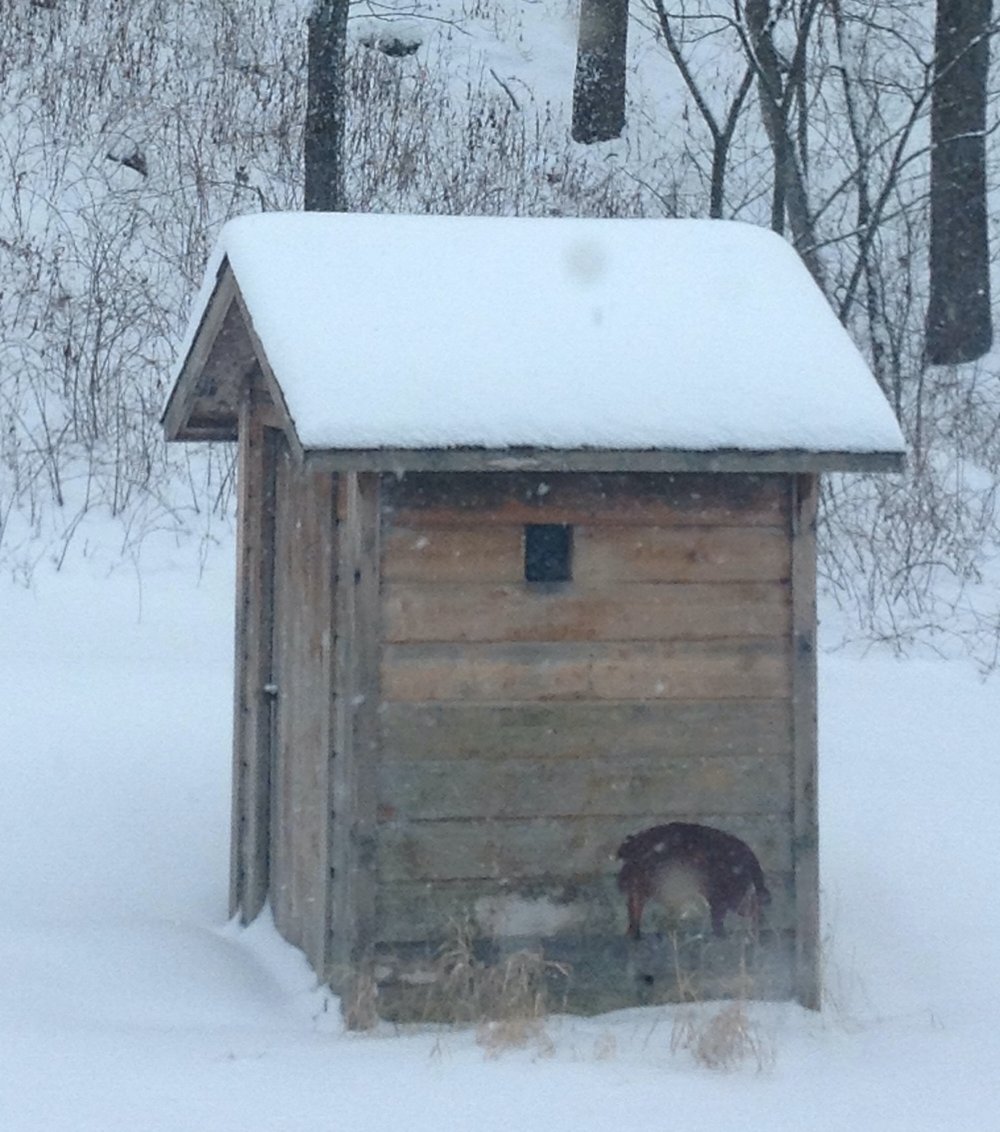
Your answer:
[164,212,904,1018]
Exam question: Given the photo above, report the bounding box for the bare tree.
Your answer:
[572,0,631,143]
[741,0,824,284]
[648,1,753,218]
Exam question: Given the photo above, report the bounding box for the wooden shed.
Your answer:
[164,212,904,1019]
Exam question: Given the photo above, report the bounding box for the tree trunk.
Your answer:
[744,0,825,287]
[304,0,351,211]
[926,0,992,365]
[572,0,630,144]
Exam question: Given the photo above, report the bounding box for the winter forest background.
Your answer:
[3,0,1000,663]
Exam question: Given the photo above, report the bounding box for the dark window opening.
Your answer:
[524,523,573,583]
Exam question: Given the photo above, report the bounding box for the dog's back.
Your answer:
[617,822,770,938]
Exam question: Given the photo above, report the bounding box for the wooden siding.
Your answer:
[384,582,791,643]
[381,471,789,528]
[374,872,796,944]
[375,471,796,992]
[376,815,792,884]
[383,524,791,584]
[382,639,790,701]
[328,472,382,988]
[380,700,791,761]
[268,445,336,973]
[376,755,791,823]
[230,387,278,923]
[791,474,820,1007]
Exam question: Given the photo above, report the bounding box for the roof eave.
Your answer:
[162,258,302,457]
[301,446,906,475]
[162,257,237,442]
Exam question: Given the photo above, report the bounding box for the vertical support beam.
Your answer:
[230,383,278,922]
[790,472,820,1008]
[329,472,382,1022]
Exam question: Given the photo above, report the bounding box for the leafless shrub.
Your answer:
[1,0,661,572]
[342,967,380,1032]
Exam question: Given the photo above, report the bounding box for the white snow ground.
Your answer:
[2,531,998,1131]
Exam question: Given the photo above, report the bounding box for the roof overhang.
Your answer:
[163,215,907,476]
[162,267,905,475]
[298,446,904,475]
[162,258,300,455]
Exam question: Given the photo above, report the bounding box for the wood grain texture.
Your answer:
[268,449,336,972]
[576,524,791,583]
[375,813,791,883]
[382,524,791,585]
[791,473,820,1009]
[374,872,796,942]
[329,472,383,974]
[382,471,789,528]
[377,755,792,821]
[384,581,791,643]
[230,390,278,923]
[380,700,792,761]
[382,639,792,702]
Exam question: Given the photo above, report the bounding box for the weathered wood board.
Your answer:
[375,813,791,883]
[382,471,789,528]
[382,639,792,702]
[375,872,796,943]
[230,391,278,924]
[328,472,383,981]
[381,700,792,761]
[268,446,335,972]
[384,581,791,643]
[377,755,792,822]
[383,524,791,585]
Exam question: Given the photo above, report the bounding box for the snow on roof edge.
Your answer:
[168,212,907,459]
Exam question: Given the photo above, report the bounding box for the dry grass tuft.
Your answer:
[670,1000,776,1073]
[665,935,775,1072]
[429,921,569,1054]
[342,968,379,1032]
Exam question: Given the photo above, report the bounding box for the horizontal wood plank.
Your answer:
[377,755,792,821]
[382,524,791,585]
[380,700,793,761]
[375,814,791,882]
[375,873,795,942]
[383,526,523,583]
[578,525,792,583]
[384,581,790,643]
[381,639,792,702]
[383,472,789,528]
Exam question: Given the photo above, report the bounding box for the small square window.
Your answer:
[524,523,573,583]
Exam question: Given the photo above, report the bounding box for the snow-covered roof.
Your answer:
[165,212,905,471]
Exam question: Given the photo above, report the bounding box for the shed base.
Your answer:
[367,928,797,1023]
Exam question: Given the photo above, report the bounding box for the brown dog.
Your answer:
[617,822,771,939]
